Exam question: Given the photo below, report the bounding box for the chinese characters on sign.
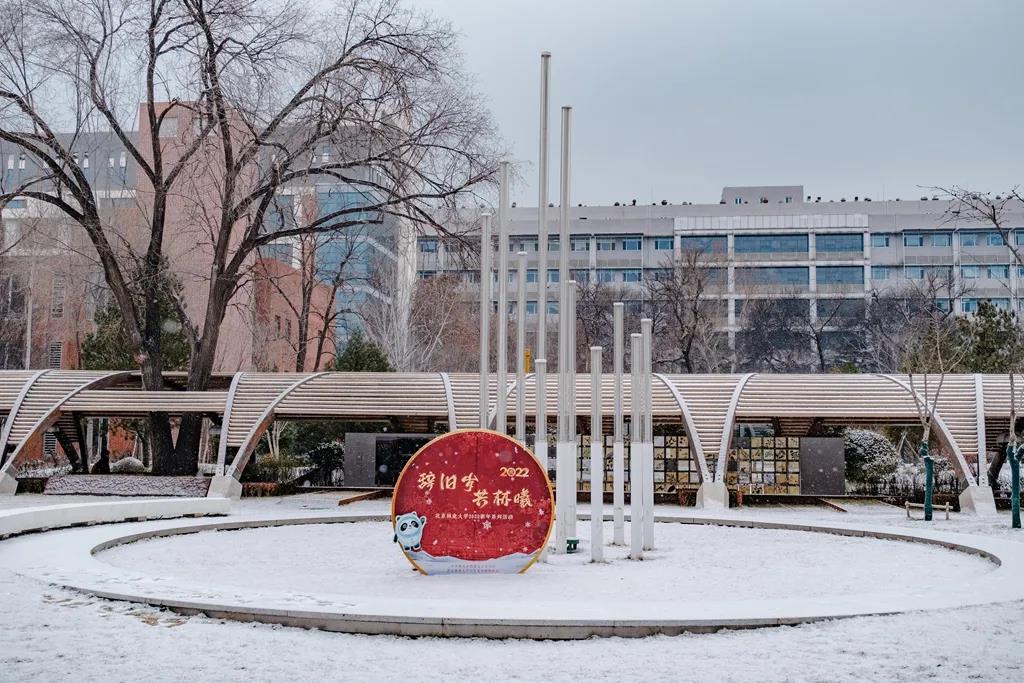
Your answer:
[391,430,554,575]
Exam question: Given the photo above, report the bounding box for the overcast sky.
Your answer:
[411,0,1023,207]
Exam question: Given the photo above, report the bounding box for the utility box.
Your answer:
[799,437,845,496]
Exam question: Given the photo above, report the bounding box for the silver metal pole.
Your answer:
[612,301,625,544]
[535,357,549,561]
[478,213,492,428]
[537,52,551,362]
[554,105,573,552]
[496,161,511,435]
[557,106,572,440]
[516,250,527,442]
[567,279,578,537]
[590,345,604,562]
[629,332,643,560]
[641,317,654,551]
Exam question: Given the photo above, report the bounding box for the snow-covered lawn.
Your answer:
[2,495,1023,682]
[99,520,990,604]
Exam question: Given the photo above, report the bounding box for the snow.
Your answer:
[98,521,989,603]
[2,495,1024,681]
[42,474,211,497]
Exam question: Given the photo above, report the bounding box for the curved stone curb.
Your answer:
[0,497,230,539]
[1,510,1021,639]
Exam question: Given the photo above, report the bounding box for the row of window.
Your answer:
[734,266,864,286]
[419,235,675,254]
[871,264,1019,281]
[873,232,1008,248]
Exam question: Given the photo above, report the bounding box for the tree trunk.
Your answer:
[989,446,1007,495]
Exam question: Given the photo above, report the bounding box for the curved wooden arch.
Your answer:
[438,372,457,430]
[224,372,330,480]
[0,370,50,461]
[653,373,709,481]
[0,371,132,477]
[215,372,246,475]
[715,373,756,482]
[874,374,977,486]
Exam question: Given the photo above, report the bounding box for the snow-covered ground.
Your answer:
[99,520,990,603]
[2,494,1023,682]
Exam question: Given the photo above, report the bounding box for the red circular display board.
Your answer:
[391,429,554,575]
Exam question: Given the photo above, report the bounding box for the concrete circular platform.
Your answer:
[2,509,1022,639]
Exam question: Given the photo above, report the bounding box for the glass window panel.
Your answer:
[734,234,808,254]
[870,233,891,248]
[816,266,864,285]
[815,233,863,252]
[596,238,616,251]
[654,237,674,250]
[735,266,809,285]
[622,237,642,251]
[932,233,952,247]
[622,269,642,283]
[903,234,924,247]
[679,235,726,253]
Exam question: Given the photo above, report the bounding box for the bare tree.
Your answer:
[866,269,970,519]
[644,250,729,373]
[0,0,499,472]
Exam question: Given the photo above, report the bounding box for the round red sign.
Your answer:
[391,429,554,575]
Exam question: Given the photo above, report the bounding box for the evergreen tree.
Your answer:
[331,331,393,372]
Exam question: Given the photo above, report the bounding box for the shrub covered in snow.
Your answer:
[110,456,146,474]
[844,429,900,484]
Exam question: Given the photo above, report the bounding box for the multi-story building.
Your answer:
[417,185,1024,365]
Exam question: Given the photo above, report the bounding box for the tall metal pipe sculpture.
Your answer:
[641,317,655,550]
[478,213,492,428]
[516,251,528,442]
[554,106,574,552]
[536,52,551,363]
[495,161,510,434]
[629,332,643,560]
[612,302,625,544]
[590,345,604,562]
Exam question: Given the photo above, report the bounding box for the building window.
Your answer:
[82,153,89,169]
[870,233,891,248]
[936,299,952,312]
[596,238,616,251]
[870,266,890,281]
[903,234,924,247]
[419,239,438,253]
[622,269,642,283]
[816,233,863,252]
[679,235,727,254]
[50,276,66,318]
[547,301,558,315]
[962,298,978,313]
[816,266,864,285]
[48,341,63,369]
[622,237,642,251]
[734,197,742,205]
[987,264,1009,279]
[961,233,980,247]
[285,318,292,339]
[18,154,25,170]
[961,265,981,279]
[988,298,1011,311]
[274,315,282,334]
[548,269,559,284]
[785,196,793,204]
[569,268,590,283]
[526,269,538,284]
[932,233,952,247]
[624,300,643,315]
[734,234,808,254]
[987,233,1006,247]
[526,301,538,315]
[735,266,809,286]
[905,266,925,280]
[654,237,674,250]
[119,151,126,168]
[570,237,589,252]
[597,269,615,283]
[548,237,560,252]
[5,155,12,170]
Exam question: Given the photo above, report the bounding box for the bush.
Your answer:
[241,454,305,483]
[844,429,900,484]
[110,456,147,474]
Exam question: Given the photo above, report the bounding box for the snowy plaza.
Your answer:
[2,492,1024,680]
